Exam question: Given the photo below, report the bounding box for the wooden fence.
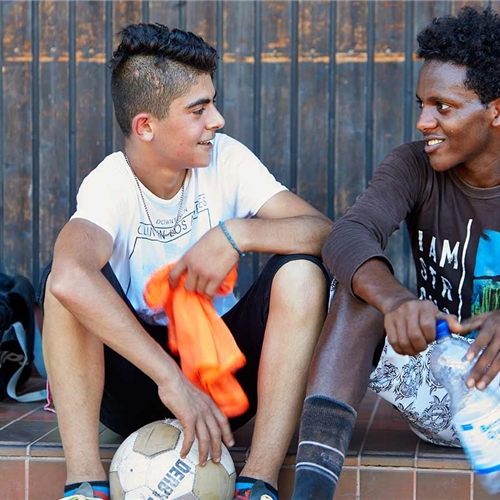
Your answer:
[0,0,493,295]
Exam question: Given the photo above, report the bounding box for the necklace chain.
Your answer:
[124,153,187,239]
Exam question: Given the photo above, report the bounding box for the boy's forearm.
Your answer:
[224,215,333,257]
[352,258,417,315]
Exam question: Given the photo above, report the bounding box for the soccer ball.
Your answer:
[109,418,236,499]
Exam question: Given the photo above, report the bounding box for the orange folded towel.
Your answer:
[144,264,249,418]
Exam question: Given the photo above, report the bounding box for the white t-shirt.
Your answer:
[72,133,287,325]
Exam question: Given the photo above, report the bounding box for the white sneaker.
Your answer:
[60,496,96,500]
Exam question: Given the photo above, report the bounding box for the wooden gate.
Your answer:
[0,0,491,294]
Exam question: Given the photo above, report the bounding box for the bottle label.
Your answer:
[454,405,500,473]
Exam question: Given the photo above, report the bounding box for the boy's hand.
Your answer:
[455,311,500,390]
[168,225,240,299]
[384,298,460,356]
[157,368,234,466]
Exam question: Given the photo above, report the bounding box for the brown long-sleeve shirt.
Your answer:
[324,141,500,321]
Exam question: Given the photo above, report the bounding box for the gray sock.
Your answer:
[291,395,357,500]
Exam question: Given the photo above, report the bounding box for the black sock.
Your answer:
[291,395,357,500]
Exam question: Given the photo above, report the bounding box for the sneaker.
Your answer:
[234,479,277,500]
[60,497,96,500]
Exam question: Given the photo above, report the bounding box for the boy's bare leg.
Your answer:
[292,284,385,500]
[43,278,107,484]
[308,283,384,406]
[240,260,328,489]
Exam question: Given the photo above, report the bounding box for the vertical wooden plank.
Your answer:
[222,0,256,296]
[373,1,405,164]
[0,4,4,270]
[222,1,255,147]
[256,1,293,275]
[451,0,485,14]
[491,0,500,14]
[75,1,106,188]
[260,1,292,188]
[296,1,330,216]
[38,1,70,272]
[149,0,181,28]
[334,1,368,216]
[111,1,142,153]
[2,1,33,279]
[373,0,407,283]
[411,1,450,142]
[327,0,337,221]
[113,0,142,29]
[185,0,218,108]
[185,1,218,47]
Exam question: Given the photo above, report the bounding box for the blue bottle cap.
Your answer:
[435,319,451,340]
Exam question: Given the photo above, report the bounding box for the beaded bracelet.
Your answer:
[218,220,245,257]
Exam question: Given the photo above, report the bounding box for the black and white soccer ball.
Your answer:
[109,418,236,499]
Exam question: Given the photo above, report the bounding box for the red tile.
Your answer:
[29,427,63,458]
[0,420,58,448]
[417,440,470,471]
[28,459,67,499]
[345,426,366,466]
[28,459,111,500]
[416,470,472,500]
[361,396,418,467]
[0,458,25,500]
[0,402,43,421]
[346,392,380,466]
[361,428,418,467]
[19,407,56,423]
[336,467,358,499]
[355,390,378,423]
[277,465,295,500]
[360,468,414,500]
[370,398,413,431]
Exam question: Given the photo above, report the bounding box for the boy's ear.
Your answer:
[489,98,500,127]
[131,113,155,142]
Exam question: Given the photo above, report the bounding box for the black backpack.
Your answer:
[0,272,46,402]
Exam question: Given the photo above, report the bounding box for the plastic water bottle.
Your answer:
[430,319,500,494]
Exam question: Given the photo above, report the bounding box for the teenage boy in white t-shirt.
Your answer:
[40,23,332,500]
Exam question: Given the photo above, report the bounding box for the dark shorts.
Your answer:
[38,254,329,437]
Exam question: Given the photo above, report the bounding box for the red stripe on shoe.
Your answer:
[93,492,109,500]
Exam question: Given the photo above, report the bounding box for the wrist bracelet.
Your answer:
[218,220,245,257]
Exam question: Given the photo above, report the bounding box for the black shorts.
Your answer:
[38,254,329,437]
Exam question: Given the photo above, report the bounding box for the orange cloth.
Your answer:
[144,264,249,418]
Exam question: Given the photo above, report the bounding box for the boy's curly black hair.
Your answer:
[417,6,500,104]
[110,23,218,136]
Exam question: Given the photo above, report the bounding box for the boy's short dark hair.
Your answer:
[416,6,500,104]
[109,23,218,136]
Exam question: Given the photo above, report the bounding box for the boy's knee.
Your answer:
[272,257,328,308]
[326,285,385,347]
[276,257,326,285]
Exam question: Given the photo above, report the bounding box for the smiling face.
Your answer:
[152,73,225,170]
[416,60,499,184]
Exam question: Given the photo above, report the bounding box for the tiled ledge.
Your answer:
[0,384,498,500]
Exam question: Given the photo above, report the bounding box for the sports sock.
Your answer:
[63,480,110,500]
[234,476,278,500]
[291,395,357,500]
